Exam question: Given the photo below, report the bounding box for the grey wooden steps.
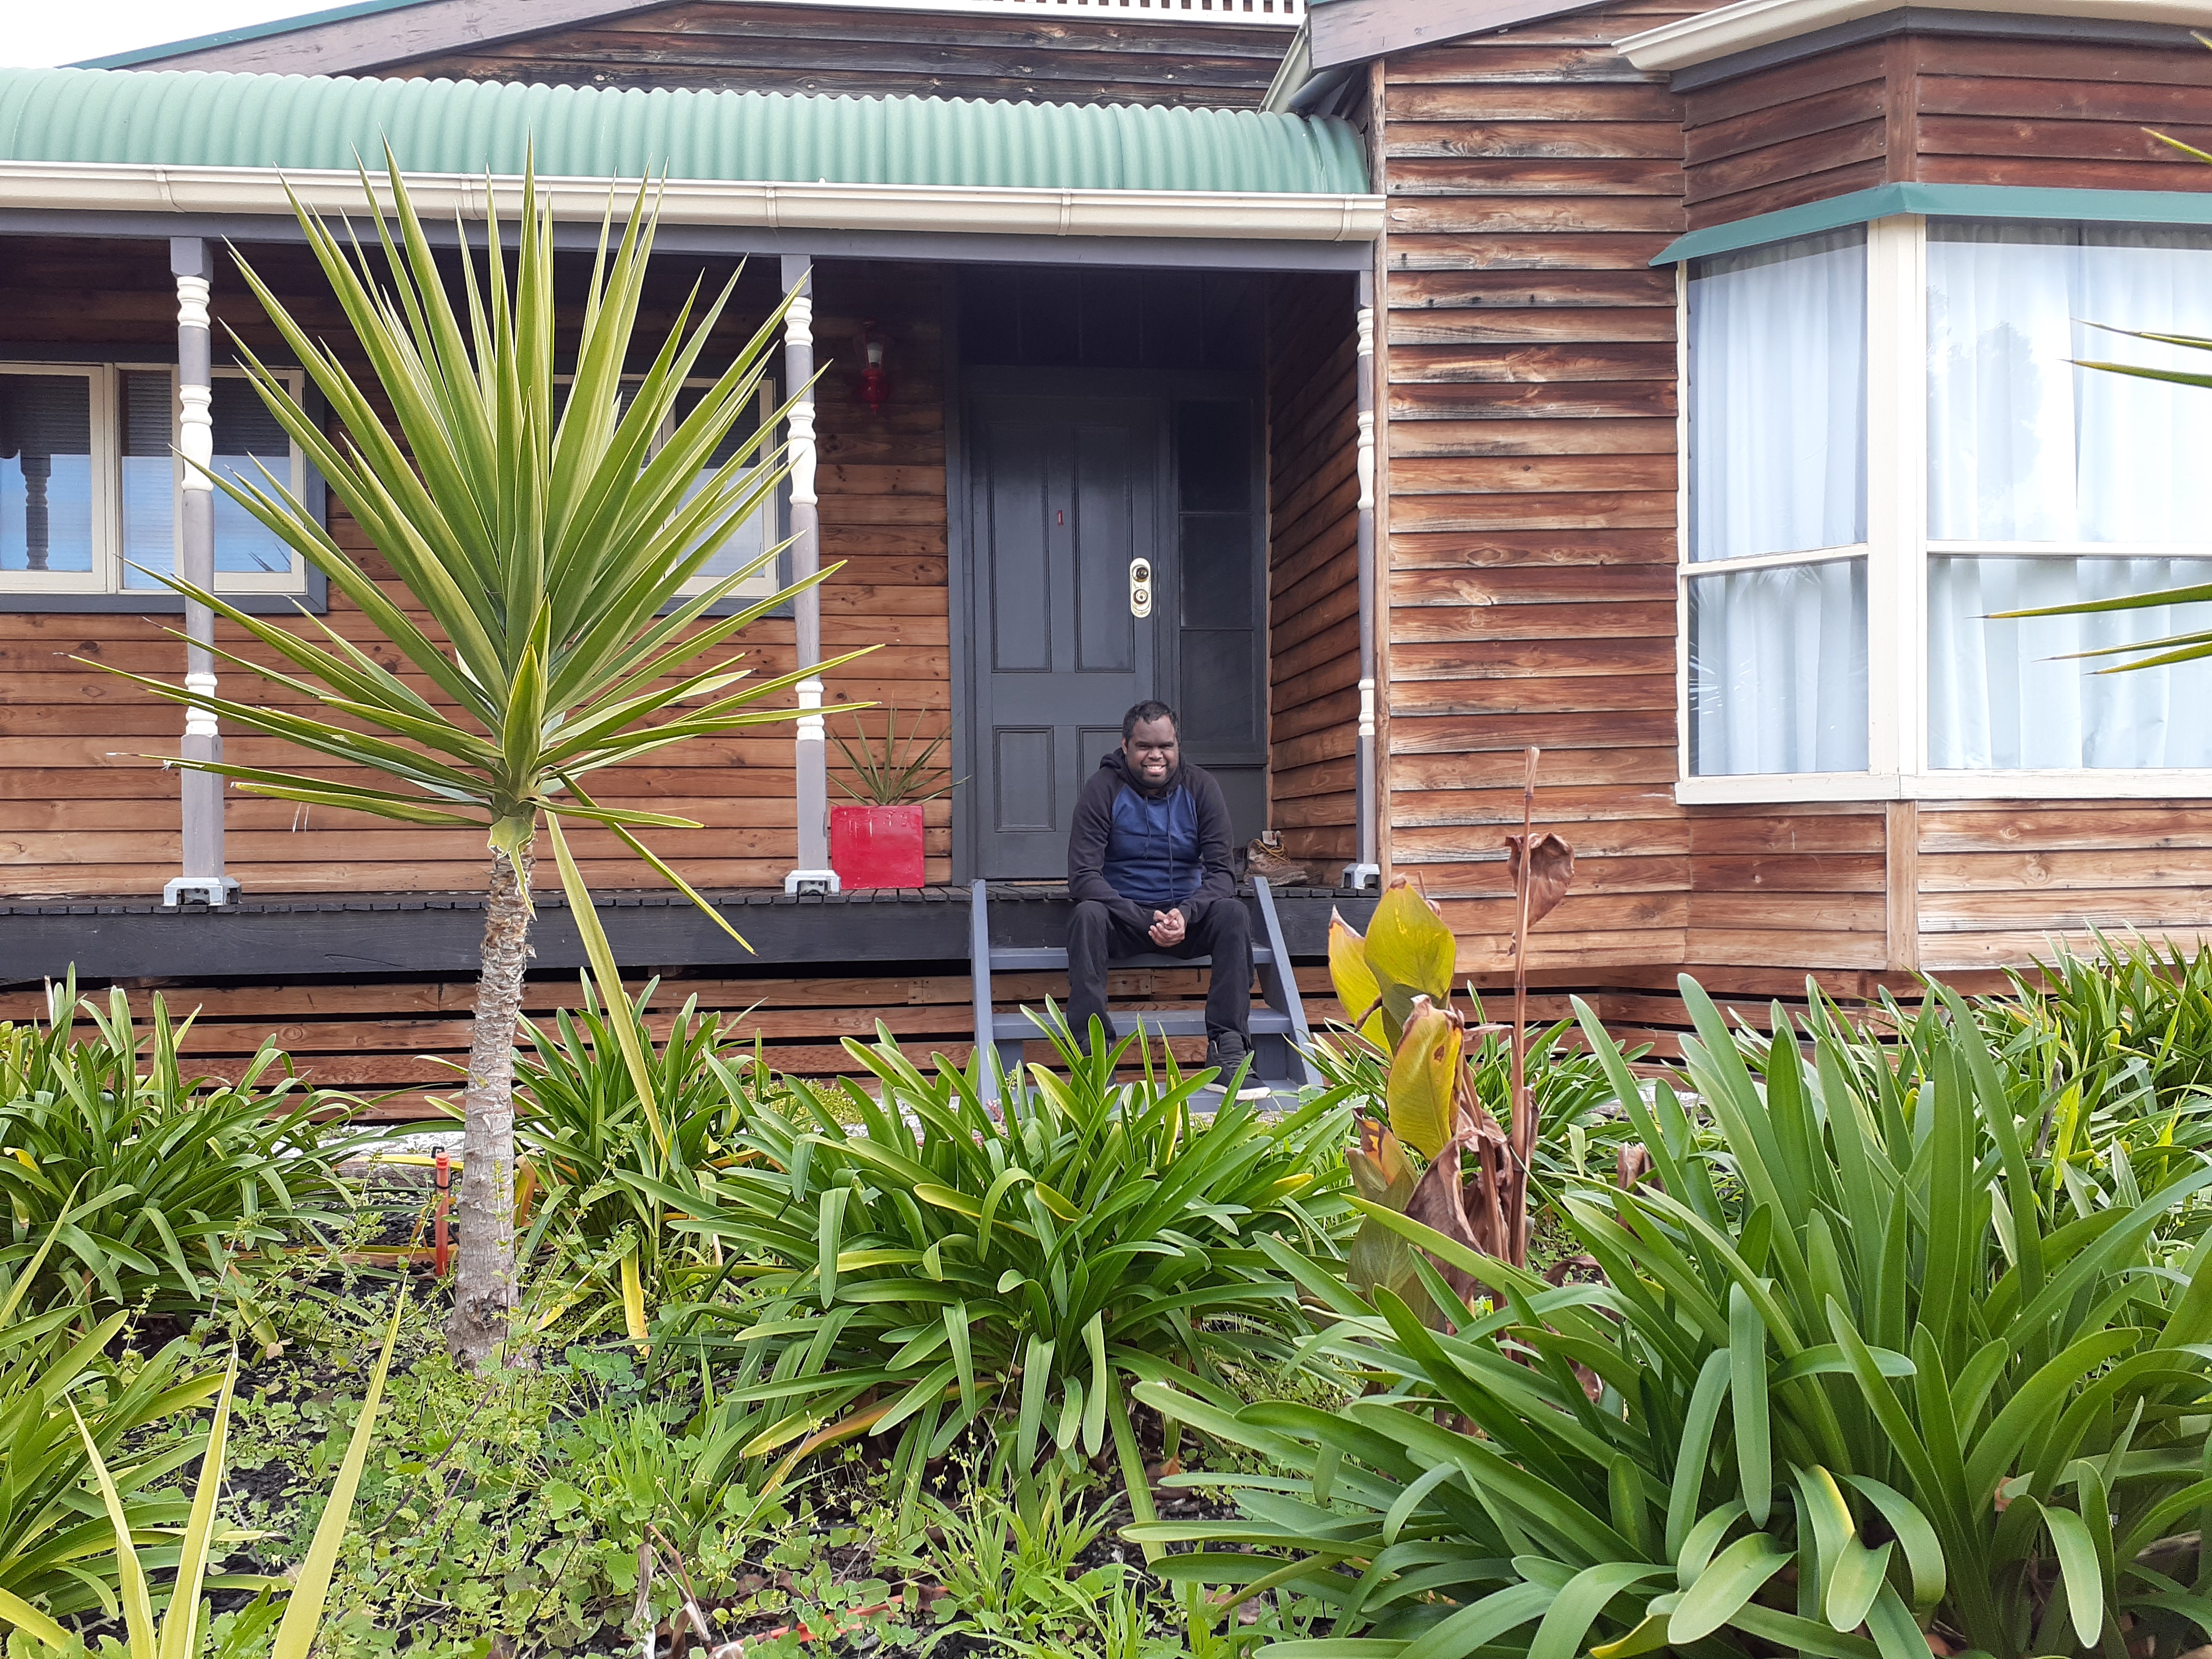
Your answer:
[967,877,1318,1101]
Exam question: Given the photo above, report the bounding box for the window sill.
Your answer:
[0,587,326,616]
[1677,770,2212,805]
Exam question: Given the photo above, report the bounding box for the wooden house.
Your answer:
[3,0,2211,1091]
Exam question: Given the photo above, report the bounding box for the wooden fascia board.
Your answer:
[1309,0,1615,69]
[139,0,672,73]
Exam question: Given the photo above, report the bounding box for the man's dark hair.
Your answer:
[1122,700,1179,740]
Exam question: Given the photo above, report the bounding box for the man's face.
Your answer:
[1124,716,1178,784]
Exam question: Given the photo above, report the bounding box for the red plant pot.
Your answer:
[831,803,926,889]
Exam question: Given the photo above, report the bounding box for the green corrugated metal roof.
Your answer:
[0,66,1370,195]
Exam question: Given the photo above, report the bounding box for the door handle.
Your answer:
[1130,557,1153,619]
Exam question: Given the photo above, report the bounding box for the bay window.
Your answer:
[1680,212,2212,799]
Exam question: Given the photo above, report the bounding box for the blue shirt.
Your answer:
[1101,778,1202,910]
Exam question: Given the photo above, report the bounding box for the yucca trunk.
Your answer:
[449,846,533,1366]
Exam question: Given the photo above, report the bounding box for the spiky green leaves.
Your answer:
[1133,969,2212,1659]
[93,146,869,931]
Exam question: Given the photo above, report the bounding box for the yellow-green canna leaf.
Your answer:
[1362,878,1458,1042]
[1387,996,1463,1160]
[1328,909,1387,1047]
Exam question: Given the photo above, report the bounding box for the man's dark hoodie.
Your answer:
[1067,751,1236,933]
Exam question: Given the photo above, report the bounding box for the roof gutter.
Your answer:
[0,160,1384,242]
[1617,0,2212,71]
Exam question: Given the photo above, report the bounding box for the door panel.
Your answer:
[968,395,1163,879]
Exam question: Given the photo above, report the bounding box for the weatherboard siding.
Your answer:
[1377,1,1704,975]
[1266,270,1362,875]
[385,1,1291,108]
[1680,29,2212,229]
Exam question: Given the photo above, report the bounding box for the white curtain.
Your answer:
[1691,559,1870,775]
[1688,226,1867,563]
[1929,220,2212,542]
[1929,555,2212,768]
[1686,227,1870,775]
[1927,221,2212,767]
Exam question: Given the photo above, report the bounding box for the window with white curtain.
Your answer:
[1926,219,2212,771]
[1679,211,2212,799]
[1684,226,1869,776]
[0,362,308,596]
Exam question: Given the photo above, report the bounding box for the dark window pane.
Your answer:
[211,377,297,578]
[123,370,174,455]
[674,382,764,469]
[121,371,176,584]
[212,376,288,456]
[1177,628,1257,749]
[1180,513,1253,625]
[0,373,94,573]
[1177,402,1250,513]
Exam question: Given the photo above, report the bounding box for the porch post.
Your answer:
[165,236,240,908]
[781,252,838,894]
[1344,268,1381,891]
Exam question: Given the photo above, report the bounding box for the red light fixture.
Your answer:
[858,318,891,416]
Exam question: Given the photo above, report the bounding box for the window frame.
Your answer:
[0,362,114,595]
[0,355,325,612]
[1676,211,2212,804]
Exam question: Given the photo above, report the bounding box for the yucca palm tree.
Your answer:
[97,157,862,1366]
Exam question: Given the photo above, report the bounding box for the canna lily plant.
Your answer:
[91,153,863,1365]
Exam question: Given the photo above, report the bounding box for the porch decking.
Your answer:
[0,881,1372,987]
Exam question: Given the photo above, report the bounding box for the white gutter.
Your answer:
[0,161,1384,242]
[1618,0,2212,71]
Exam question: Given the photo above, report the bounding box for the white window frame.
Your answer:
[0,362,115,594]
[0,360,312,599]
[1677,211,2212,804]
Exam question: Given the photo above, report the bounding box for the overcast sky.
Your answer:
[8,2,331,69]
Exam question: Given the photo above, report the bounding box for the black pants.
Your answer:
[1066,899,1252,1049]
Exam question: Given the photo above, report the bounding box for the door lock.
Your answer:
[1129,557,1153,619]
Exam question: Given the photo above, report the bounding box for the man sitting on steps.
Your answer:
[1066,700,1266,1098]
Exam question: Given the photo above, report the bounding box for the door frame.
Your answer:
[946,361,1265,883]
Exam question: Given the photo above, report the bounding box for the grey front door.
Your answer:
[966,394,1164,878]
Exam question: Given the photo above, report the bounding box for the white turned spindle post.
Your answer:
[782,256,838,894]
[166,238,238,907]
[1344,275,1381,892]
